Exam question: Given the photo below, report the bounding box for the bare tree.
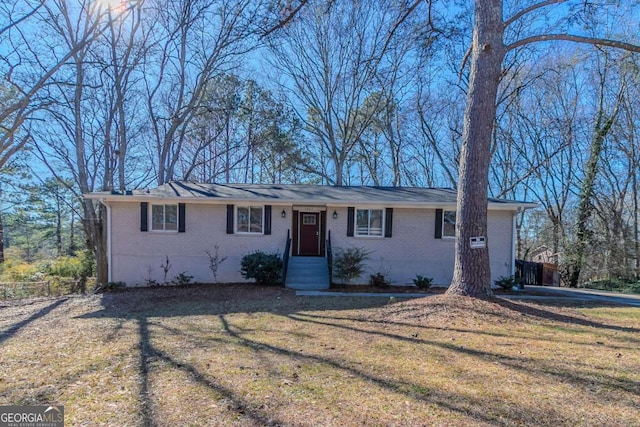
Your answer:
[496,52,583,260]
[267,0,423,185]
[565,50,627,288]
[179,75,304,183]
[616,62,640,280]
[565,51,640,284]
[30,0,139,285]
[1,0,139,275]
[143,0,259,185]
[98,3,149,192]
[0,0,134,171]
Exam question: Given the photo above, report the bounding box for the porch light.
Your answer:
[332,210,338,219]
[281,209,287,218]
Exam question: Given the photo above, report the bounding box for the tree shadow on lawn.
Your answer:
[137,316,302,427]
[284,311,640,400]
[74,285,640,426]
[75,284,393,426]
[0,298,68,345]
[84,283,390,320]
[292,310,640,352]
[299,295,640,350]
[135,311,575,427]
[214,314,597,426]
[492,298,640,336]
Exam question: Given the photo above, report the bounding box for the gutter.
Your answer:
[84,193,539,211]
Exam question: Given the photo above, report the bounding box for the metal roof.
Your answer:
[85,181,538,210]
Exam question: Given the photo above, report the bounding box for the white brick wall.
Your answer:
[328,207,514,285]
[109,202,515,286]
[110,202,290,285]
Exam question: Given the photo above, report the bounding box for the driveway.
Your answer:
[506,285,640,307]
[297,285,640,307]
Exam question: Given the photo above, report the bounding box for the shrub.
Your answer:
[413,275,433,290]
[494,276,517,290]
[77,250,95,294]
[105,281,126,291]
[172,272,194,286]
[95,281,126,293]
[47,256,84,278]
[333,247,370,284]
[240,251,283,285]
[144,265,157,286]
[205,245,227,283]
[0,262,42,282]
[160,255,172,283]
[369,272,389,287]
[583,279,640,294]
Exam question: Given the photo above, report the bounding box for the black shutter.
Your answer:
[140,202,148,232]
[435,209,443,239]
[226,204,234,234]
[347,207,355,237]
[264,205,272,235]
[178,203,186,233]
[384,208,393,238]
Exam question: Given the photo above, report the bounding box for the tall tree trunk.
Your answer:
[568,110,618,287]
[551,215,561,256]
[81,200,108,288]
[69,208,76,256]
[56,200,62,257]
[632,122,639,279]
[634,155,639,280]
[0,210,4,263]
[447,0,505,298]
[72,47,108,286]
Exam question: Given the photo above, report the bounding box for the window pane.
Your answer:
[355,209,383,236]
[151,205,164,230]
[302,214,316,225]
[165,205,178,231]
[237,207,249,232]
[356,209,369,235]
[443,211,456,237]
[249,207,263,233]
[369,209,383,236]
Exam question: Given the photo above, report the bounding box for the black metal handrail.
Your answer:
[282,229,291,284]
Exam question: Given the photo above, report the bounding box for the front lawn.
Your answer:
[1,284,638,426]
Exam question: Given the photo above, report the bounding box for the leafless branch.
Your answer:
[459,46,472,82]
[261,0,310,38]
[506,34,640,53]
[0,0,46,36]
[503,0,568,29]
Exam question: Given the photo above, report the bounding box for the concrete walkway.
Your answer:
[296,285,640,307]
[296,290,429,298]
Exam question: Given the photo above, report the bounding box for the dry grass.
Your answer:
[0,284,639,427]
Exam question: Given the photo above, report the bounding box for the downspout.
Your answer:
[511,209,520,277]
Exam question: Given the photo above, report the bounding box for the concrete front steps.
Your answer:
[285,257,330,290]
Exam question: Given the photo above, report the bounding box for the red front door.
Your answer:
[299,212,320,255]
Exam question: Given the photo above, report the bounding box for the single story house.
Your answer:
[85,181,537,287]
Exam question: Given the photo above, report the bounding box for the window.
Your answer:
[356,209,383,236]
[237,206,263,233]
[151,204,178,231]
[443,210,456,237]
[302,214,317,225]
